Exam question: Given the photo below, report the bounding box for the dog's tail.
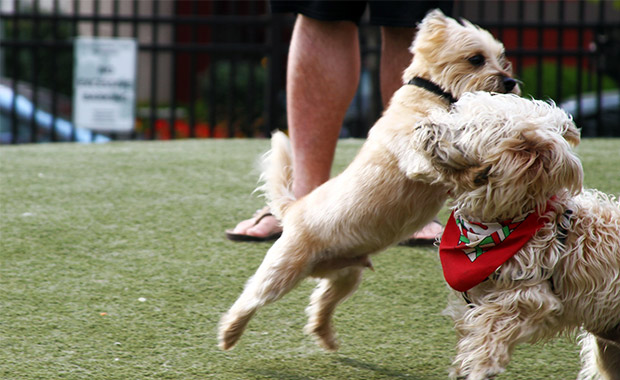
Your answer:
[257,131,295,219]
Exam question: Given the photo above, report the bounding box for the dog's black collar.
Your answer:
[408,77,457,104]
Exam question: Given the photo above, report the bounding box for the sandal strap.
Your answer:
[252,206,276,226]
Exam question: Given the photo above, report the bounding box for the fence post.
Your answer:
[9,0,20,144]
[265,13,283,136]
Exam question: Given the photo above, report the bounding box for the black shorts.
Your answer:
[269,1,454,27]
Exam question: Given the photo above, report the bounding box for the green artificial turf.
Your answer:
[1,138,618,379]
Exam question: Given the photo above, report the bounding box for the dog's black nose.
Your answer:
[503,77,517,92]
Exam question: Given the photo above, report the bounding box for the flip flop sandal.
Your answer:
[398,219,444,247]
[225,207,283,242]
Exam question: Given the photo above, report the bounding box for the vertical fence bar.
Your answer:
[87,0,96,140]
[168,0,178,140]
[149,0,159,140]
[535,0,544,98]
[575,0,585,127]
[112,0,119,36]
[9,0,21,144]
[244,1,257,136]
[497,0,505,42]
[476,0,484,26]
[555,0,564,104]
[131,0,138,38]
[226,1,237,138]
[72,0,80,142]
[208,59,217,137]
[50,0,59,141]
[188,0,198,138]
[29,0,40,143]
[455,0,464,19]
[208,2,218,137]
[227,54,235,136]
[93,0,99,36]
[72,0,79,37]
[265,13,282,137]
[130,0,138,140]
[107,0,120,141]
[89,0,98,141]
[595,0,604,136]
[245,61,256,136]
[515,0,524,81]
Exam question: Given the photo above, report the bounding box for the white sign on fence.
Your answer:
[73,37,137,132]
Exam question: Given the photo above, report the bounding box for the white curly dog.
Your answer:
[419,91,620,380]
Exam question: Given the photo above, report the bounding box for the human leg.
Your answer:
[227,15,360,240]
[229,3,450,243]
[379,26,416,106]
[287,15,361,197]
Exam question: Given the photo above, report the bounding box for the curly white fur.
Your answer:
[423,92,620,380]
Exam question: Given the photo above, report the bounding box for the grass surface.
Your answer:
[1,138,619,379]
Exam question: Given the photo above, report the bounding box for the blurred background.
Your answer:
[1,0,619,144]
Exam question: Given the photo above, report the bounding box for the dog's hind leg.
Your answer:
[590,326,620,380]
[304,267,364,351]
[595,337,620,380]
[218,238,313,350]
[578,330,620,380]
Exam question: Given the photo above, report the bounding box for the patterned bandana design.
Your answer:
[440,207,548,292]
[455,214,528,262]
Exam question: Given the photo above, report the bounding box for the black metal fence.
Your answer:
[1,0,619,144]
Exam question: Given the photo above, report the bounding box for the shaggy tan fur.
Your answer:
[218,10,519,352]
[420,92,620,380]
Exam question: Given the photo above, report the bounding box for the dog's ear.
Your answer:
[421,9,449,29]
[561,120,581,147]
[502,123,583,200]
[412,9,449,55]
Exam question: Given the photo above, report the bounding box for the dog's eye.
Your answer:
[468,54,485,67]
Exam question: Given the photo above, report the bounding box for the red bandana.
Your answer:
[439,207,549,292]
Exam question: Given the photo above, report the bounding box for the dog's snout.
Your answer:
[503,77,517,92]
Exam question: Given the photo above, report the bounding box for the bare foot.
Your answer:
[399,220,444,246]
[412,220,443,239]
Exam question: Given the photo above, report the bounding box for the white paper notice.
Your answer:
[73,37,137,132]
